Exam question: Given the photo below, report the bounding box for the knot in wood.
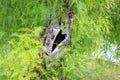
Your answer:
[42,24,71,56]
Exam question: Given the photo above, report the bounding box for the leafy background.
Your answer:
[0,0,120,80]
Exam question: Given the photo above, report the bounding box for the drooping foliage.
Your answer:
[0,0,120,80]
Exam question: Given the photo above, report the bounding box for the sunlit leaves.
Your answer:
[0,27,43,79]
[0,0,120,80]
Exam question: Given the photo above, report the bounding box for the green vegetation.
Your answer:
[0,0,120,80]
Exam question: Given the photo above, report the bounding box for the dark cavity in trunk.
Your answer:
[52,30,66,52]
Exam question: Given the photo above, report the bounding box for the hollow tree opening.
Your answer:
[52,30,66,52]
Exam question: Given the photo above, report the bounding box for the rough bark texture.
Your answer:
[43,24,71,56]
[39,10,73,56]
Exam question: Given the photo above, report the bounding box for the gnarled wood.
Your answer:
[43,24,71,56]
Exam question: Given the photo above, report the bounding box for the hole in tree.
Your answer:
[52,30,66,52]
